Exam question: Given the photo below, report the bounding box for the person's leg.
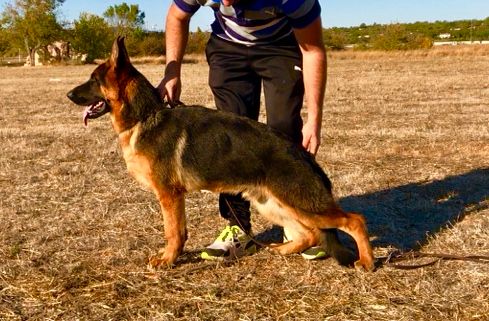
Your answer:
[201,35,260,259]
[206,35,261,120]
[206,35,261,233]
[251,34,304,144]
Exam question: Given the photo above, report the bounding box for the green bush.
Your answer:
[371,24,432,50]
[135,32,165,56]
[185,28,209,54]
[323,28,348,50]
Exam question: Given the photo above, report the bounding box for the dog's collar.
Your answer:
[165,100,185,109]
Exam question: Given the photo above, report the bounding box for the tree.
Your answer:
[71,13,112,63]
[103,2,145,37]
[0,27,10,56]
[0,0,65,65]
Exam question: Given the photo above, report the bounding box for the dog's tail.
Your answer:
[321,229,357,266]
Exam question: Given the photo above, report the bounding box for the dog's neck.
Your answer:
[117,120,141,144]
[110,102,138,134]
[110,76,165,134]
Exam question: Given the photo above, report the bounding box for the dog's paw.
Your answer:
[267,242,300,256]
[354,257,375,272]
[267,242,285,254]
[147,253,176,270]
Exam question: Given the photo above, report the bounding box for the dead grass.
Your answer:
[1,45,489,320]
[97,53,207,66]
[333,44,489,60]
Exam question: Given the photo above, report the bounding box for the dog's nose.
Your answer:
[67,90,75,102]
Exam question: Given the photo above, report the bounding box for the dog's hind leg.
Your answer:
[250,194,320,255]
[148,189,187,269]
[339,211,374,271]
[269,220,321,256]
[296,208,375,271]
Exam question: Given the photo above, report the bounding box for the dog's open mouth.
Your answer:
[83,100,109,126]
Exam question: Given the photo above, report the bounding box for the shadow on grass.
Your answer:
[339,167,489,250]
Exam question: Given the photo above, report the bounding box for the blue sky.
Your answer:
[2,0,489,31]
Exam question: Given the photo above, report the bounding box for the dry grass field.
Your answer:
[1,46,489,320]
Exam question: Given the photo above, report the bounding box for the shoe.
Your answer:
[283,227,328,260]
[301,246,328,260]
[201,225,257,261]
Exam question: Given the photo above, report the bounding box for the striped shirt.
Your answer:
[173,0,321,46]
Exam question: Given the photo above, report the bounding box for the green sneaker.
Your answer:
[300,246,328,260]
[201,225,257,261]
[283,227,328,260]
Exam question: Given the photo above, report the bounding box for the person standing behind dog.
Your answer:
[158,0,350,262]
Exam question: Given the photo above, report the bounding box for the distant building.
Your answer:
[438,33,451,39]
[46,41,70,60]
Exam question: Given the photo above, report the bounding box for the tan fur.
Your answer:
[149,189,186,268]
[119,123,156,193]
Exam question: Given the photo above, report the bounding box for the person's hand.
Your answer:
[157,60,182,103]
[156,75,181,103]
[302,120,321,156]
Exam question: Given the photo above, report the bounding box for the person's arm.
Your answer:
[157,3,194,103]
[293,16,327,155]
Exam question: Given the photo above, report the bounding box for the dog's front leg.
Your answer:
[148,189,187,269]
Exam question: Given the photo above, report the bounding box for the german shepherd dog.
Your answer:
[67,38,374,271]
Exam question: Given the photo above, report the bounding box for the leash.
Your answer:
[379,250,489,270]
[224,198,271,249]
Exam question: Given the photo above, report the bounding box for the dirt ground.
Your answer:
[1,47,489,320]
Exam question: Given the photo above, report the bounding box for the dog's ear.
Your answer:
[110,36,130,69]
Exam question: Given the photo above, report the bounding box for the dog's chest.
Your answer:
[119,124,156,192]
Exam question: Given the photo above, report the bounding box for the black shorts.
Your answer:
[205,33,305,144]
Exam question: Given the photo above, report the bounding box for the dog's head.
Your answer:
[67,37,136,127]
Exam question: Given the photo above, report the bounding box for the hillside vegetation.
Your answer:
[323,17,489,50]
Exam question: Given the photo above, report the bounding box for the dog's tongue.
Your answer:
[83,107,90,127]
